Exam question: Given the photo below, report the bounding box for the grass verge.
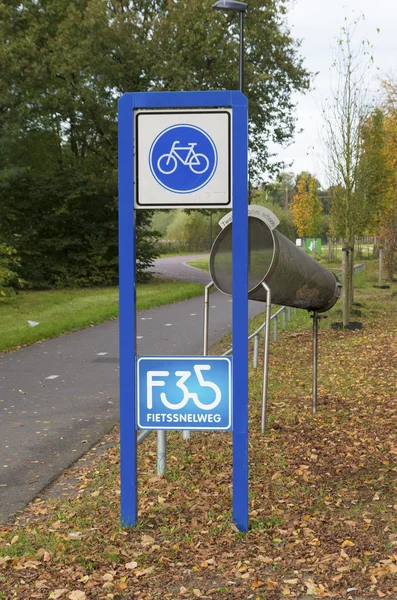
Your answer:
[186,258,209,271]
[1,262,396,599]
[187,254,376,275]
[160,252,209,259]
[0,280,204,353]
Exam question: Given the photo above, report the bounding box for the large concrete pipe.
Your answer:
[209,206,341,313]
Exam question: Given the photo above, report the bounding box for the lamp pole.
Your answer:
[212,0,249,533]
[212,0,248,93]
[239,9,245,92]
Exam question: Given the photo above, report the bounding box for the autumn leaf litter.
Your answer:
[1,268,397,599]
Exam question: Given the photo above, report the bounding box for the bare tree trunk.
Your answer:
[342,244,354,326]
[373,236,379,258]
[342,247,349,326]
[349,244,355,311]
[322,20,374,307]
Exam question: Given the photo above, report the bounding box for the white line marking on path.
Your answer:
[140,317,152,321]
[97,352,108,356]
[164,323,172,327]
[211,305,216,308]
[136,336,143,339]
[190,313,196,316]
[45,375,59,380]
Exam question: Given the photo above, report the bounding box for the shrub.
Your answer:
[0,243,22,300]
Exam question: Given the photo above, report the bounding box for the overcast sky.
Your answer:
[272,0,397,186]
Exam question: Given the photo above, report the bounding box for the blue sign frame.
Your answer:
[118,91,248,531]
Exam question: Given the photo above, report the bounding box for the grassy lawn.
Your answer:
[0,280,204,353]
[186,257,209,271]
[187,250,374,275]
[1,262,397,599]
[320,245,375,262]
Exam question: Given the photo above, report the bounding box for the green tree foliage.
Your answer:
[261,172,296,209]
[0,0,310,287]
[357,109,389,234]
[151,211,176,237]
[0,243,21,299]
[358,106,395,281]
[0,0,159,287]
[151,0,311,179]
[166,210,224,251]
[251,189,296,241]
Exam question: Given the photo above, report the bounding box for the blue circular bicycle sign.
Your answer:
[149,124,218,194]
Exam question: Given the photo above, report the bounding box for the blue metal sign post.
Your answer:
[118,91,248,531]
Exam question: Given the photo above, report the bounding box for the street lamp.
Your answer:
[212,0,248,93]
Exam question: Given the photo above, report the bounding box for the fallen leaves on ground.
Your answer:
[0,265,397,599]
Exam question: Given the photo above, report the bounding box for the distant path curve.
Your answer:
[150,254,211,285]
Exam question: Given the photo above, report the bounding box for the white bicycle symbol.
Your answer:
[147,365,221,411]
[157,141,210,175]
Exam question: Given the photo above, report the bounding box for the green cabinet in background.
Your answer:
[305,238,322,256]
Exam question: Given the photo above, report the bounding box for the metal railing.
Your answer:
[137,264,366,476]
[354,262,367,275]
[138,429,152,445]
[222,304,297,362]
[330,262,366,276]
[140,286,300,474]
[211,282,299,433]
[137,267,340,471]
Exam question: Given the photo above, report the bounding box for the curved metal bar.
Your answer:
[273,314,278,341]
[261,282,272,433]
[248,319,267,340]
[271,306,286,318]
[253,334,259,368]
[312,311,319,415]
[247,306,283,341]
[137,429,153,445]
[222,304,289,357]
[203,282,214,355]
[180,281,216,442]
[157,430,167,476]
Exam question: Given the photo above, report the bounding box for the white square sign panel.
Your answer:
[135,108,231,209]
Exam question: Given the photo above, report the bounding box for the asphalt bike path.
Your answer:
[149,253,212,285]
[0,257,265,523]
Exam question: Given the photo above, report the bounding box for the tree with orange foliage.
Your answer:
[290,172,323,246]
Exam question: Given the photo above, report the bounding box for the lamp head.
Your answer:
[212,0,248,13]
